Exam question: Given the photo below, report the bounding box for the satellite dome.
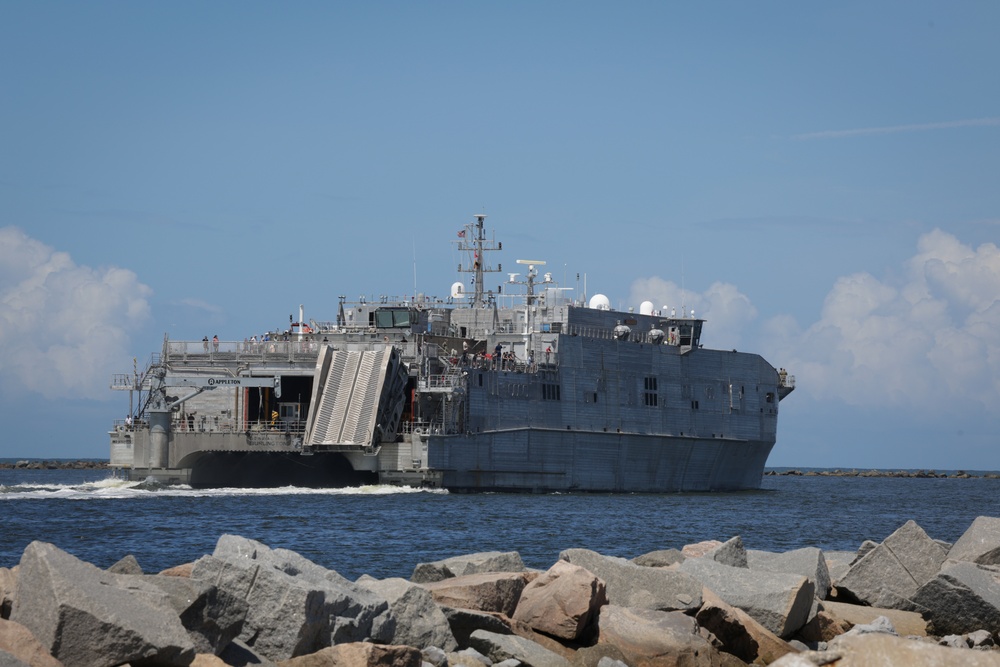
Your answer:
[451,282,466,298]
[639,300,654,316]
[589,294,611,310]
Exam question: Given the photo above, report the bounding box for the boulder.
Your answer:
[570,644,631,667]
[678,556,814,638]
[681,540,723,559]
[771,633,1000,667]
[0,618,61,667]
[190,535,392,661]
[446,647,494,667]
[440,606,515,646]
[820,599,926,637]
[559,549,702,612]
[355,576,457,651]
[853,540,878,564]
[0,649,30,667]
[911,559,1000,636]
[277,643,423,667]
[949,516,1000,565]
[511,560,607,642]
[631,549,685,568]
[793,606,852,644]
[468,629,571,667]
[0,568,15,620]
[695,588,798,664]
[822,551,855,583]
[107,554,143,575]
[747,547,832,599]
[412,552,527,583]
[141,573,248,655]
[420,572,531,616]
[836,520,947,609]
[159,563,196,578]
[10,541,195,667]
[595,605,727,667]
[703,537,748,568]
[836,615,897,638]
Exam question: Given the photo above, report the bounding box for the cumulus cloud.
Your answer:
[0,227,152,399]
[766,229,1000,411]
[628,277,757,349]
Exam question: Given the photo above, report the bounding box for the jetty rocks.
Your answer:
[3,518,1000,666]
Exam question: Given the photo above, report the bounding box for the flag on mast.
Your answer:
[457,229,466,238]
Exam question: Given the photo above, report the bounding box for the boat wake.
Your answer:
[0,475,449,501]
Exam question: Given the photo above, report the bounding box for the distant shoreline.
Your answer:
[765,468,1000,479]
[1,459,998,478]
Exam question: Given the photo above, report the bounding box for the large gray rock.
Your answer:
[911,559,1000,636]
[511,560,607,642]
[107,554,143,575]
[704,536,749,568]
[631,549,685,568]
[695,588,798,665]
[747,547,832,599]
[678,556,814,638]
[355,576,458,651]
[822,550,855,583]
[190,535,392,661]
[140,573,248,654]
[559,549,702,612]
[949,516,1000,565]
[10,541,196,667]
[440,606,514,646]
[836,520,947,609]
[412,552,526,583]
[595,605,725,667]
[468,629,571,667]
[420,572,531,617]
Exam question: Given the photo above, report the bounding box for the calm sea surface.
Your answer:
[3,467,999,580]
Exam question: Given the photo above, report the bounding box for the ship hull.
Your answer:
[430,428,773,492]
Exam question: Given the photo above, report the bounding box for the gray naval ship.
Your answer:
[110,215,794,491]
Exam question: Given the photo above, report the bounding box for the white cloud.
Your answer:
[628,277,757,349]
[0,227,152,399]
[766,229,1000,411]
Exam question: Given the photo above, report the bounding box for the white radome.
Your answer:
[589,294,611,310]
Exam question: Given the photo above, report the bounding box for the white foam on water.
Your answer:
[0,476,448,500]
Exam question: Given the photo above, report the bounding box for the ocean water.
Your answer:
[2,467,1000,580]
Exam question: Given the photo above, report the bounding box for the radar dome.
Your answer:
[451,282,466,298]
[589,294,611,310]
[639,300,654,316]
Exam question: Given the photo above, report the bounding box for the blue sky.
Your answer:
[2,2,999,469]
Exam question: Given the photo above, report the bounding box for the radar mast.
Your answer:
[455,214,501,308]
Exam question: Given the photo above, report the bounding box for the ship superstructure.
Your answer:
[110,215,794,491]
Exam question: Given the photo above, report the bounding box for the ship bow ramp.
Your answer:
[304,346,408,453]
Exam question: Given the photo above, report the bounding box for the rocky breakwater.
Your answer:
[0,460,108,471]
[2,519,1000,667]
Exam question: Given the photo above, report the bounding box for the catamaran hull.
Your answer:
[430,429,773,492]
